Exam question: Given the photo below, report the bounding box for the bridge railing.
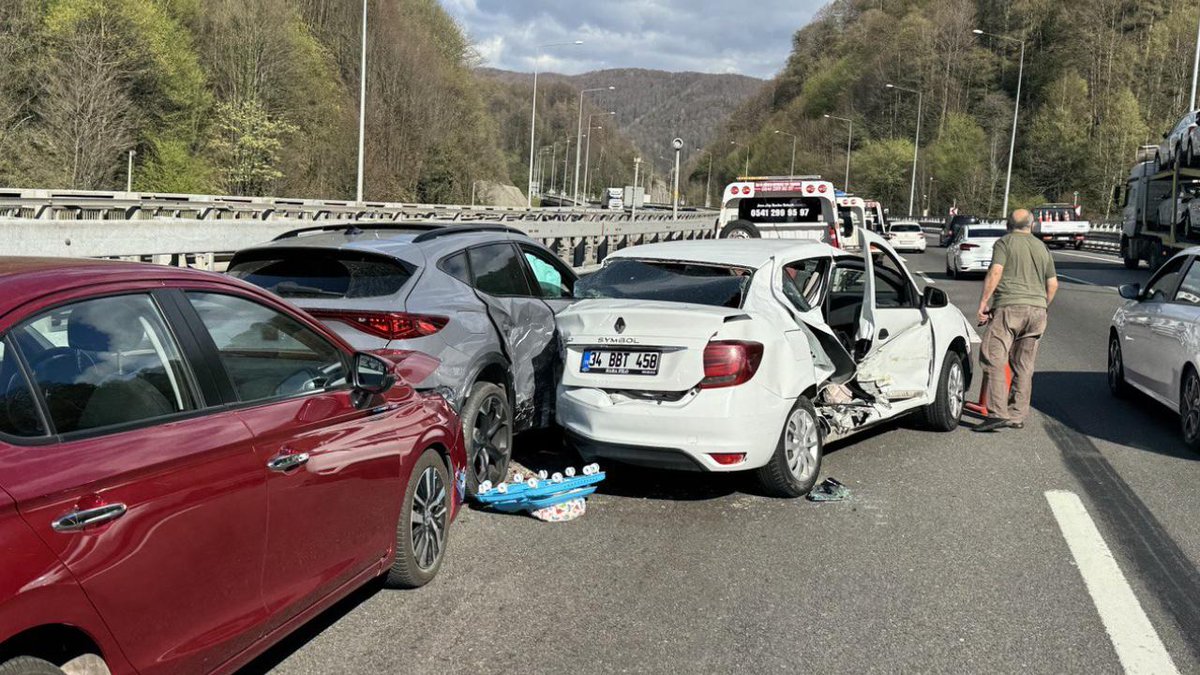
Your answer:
[0,189,718,270]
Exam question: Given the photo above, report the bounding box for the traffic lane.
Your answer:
[254,249,1129,673]
[257,423,1122,674]
[910,240,1200,664]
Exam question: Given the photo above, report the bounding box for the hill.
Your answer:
[482,68,763,172]
[697,0,1198,219]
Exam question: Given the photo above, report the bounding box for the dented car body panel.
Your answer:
[557,237,978,471]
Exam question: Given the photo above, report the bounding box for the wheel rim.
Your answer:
[410,466,447,570]
[471,394,510,485]
[1108,339,1122,390]
[783,408,820,482]
[727,229,751,239]
[947,361,964,419]
[1183,374,1200,443]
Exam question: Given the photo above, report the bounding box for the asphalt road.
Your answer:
[247,236,1200,674]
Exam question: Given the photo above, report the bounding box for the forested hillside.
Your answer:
[484,68,763,173]
[698,0,1198,219]
[0,0,509,203]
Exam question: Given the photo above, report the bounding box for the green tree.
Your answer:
[929,113,988,213]
[853,138,915,210]
[1025,70,1091,201]
[210,98,297,196]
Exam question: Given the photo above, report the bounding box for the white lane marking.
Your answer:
[917,271,935,285]
[1056,250,1123,264]
[1044,490,1179,675]
[1057,273,1098,286]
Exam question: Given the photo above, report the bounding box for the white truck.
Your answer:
[717,176,840,246]
[1117,145,1200,269]
[604,187,624,210]
[1031,203,1090,249]
[836,195,866,250]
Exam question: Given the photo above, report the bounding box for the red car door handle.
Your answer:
[52,503,127,532]
[267,453,310,473]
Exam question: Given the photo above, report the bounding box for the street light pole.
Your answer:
[672,138,683,221]
[974,29,1025,217]
[573,86,615,207]
[632,157,641,220]
[731,141,749,176]
[356,0,368,203]
[528,40,583,208]
[773,130,798,176]
[126,150,136,192]
[583,112,614,205]
[696,148,713,209]
[1192,14,1200,110]
[824,114,853,192]
[886,83,923,217]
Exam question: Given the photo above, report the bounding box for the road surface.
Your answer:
[247,237,1200,674]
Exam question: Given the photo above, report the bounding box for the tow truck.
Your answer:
[864,199,887,233]
[717,175,839,245]
[836,194,866,250]
[1031,203,1090,249]
[1115,145,1200,269]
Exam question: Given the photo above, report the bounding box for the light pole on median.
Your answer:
[583,112,614,204]
[731,140,749,177]
[696,148,713,208]
[574,85,615,207]
[773,130,798,176]
[823,114,853,192]
[356,0,368,203]
[973,28,1025,218]
[126,150,136,192]
[1192,15,1200,111]
[527,40,583,208]
[886,83,923,218]
[632,157,641,219]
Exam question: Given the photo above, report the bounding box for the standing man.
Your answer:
[975,209,1058,432]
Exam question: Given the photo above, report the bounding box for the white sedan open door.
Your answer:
[854,229,935,400]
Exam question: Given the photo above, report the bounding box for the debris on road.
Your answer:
[473,464,605,521]
[806,477,850,502]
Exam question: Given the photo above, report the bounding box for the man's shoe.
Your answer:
[974,417,1010,433]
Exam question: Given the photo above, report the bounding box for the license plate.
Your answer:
[580,350,660,375]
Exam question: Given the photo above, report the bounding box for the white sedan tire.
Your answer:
[755,396,823,498]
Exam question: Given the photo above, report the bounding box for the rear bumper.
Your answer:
[953,254,992,272]
[556,384,790,472]
[1037,232,1088,242]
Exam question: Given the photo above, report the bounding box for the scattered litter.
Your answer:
[474,463,605,521]
[806,477,850,502]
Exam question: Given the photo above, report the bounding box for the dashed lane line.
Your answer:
[1054,250,1124,264]
[1045,490,1179,675]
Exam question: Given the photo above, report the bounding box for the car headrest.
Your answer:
[68,301,146,353]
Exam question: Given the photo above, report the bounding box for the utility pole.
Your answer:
[774,130,798,176]
[672,138,683,221]
[573,86,613,206]
[886,83,923,217]
[1192,14,1200,110]
[974,29,1025,217]
[126,150,136,192]
[632,157,641,220]
[356,0,367,203]
[528,40,583,208]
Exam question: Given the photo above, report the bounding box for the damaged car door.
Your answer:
[466,242,559,430]
[854,230,935,400]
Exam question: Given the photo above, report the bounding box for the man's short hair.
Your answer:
[1009,209,1034,231]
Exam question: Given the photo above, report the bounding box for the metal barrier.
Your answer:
[0,188,718,269]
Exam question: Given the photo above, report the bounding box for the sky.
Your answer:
[439,0,827,79]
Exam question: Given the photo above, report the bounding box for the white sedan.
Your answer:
[887,221,926,252]
[945,223,1008,278]
[556,231,980,497]
[1109,248,1200,447]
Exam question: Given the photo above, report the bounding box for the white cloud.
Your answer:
[440,0,825,78]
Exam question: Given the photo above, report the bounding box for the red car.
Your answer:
[0,258,466,675]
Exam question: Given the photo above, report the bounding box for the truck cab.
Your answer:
[718,176,839,246]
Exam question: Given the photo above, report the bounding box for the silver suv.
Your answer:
[228,223,578,493]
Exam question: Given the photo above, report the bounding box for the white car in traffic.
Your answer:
[1110,248,1200,447]
[556,231,979,497]
[946,223,1008,278]
[887,221,926,252]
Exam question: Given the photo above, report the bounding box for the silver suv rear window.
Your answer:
[229,250,414,299]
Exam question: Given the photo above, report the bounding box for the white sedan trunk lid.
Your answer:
[559,299,747,391]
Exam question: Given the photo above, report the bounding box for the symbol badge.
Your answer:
[614,317,626,334]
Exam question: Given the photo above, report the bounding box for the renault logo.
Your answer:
[614,317,626,334]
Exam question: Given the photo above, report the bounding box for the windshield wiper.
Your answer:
[273,281,343,297]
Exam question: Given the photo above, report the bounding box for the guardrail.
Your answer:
[0,189,718,269]
[919,220,1121,256]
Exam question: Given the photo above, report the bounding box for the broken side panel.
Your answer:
[475,293,559,431]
